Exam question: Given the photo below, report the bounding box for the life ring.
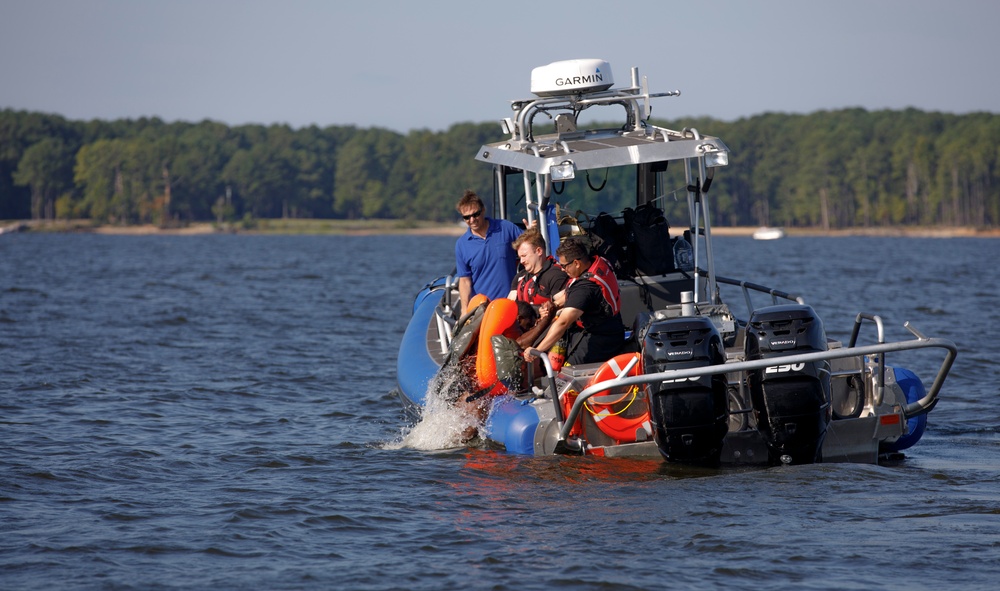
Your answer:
[585,353,652,443]
[474,298,519,397]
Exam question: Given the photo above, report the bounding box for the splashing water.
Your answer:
[388,363,487,450]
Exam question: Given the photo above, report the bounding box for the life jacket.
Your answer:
[568,255,621,317]
[515,257,561,305]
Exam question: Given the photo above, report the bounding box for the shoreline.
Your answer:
[710,226,1000,238]
[4,220,999,238]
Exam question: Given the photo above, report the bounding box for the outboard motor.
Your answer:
[745,304,832,465]
[642,316,729,464]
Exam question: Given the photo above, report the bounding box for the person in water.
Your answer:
[507,229,568,348]
[524,236,625,366]
[454,190,522,315]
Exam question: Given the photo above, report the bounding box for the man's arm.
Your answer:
[515,303,552,348]
[458,276,473,316]
[525,307,583,360]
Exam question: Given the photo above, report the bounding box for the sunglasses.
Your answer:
[462,209,484,221]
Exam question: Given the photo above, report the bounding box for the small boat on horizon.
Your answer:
[752,226,785,240]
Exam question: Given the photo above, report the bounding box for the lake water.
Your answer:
[2,232,999,590]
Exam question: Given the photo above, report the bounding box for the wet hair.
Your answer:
[516,300,539,324]
[455,189,484,213]
[555,236,591,264]
[512,228,546,251]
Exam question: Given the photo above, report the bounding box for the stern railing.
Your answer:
[529,326,956,452]
[714,273,805,314]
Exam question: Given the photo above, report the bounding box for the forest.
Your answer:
[1,107,998,228]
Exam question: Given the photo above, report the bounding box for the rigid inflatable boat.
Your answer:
[396,59,957,465]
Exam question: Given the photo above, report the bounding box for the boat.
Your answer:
[0,222,27,235]
[752,226,785,240]
[396,59,957,465]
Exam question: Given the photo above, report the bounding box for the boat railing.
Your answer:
[510,67,680,143]
[428,275,457,357]
[850,313,887,405]
[529,326,957,450]
[713,273,805,314]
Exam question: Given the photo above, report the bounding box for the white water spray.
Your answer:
[385,363,486,451]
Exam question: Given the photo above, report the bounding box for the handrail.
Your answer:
[850,313,886,405]
[534,350,565,426]
[512,84,680,143]
[849,313,884,347]
[530,331,956,446]
[714,273,805,313]
[426,275,456,356]
[434,306,451,357]
[901,322,955,418]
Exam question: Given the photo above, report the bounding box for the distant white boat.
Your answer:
[752,226,785,240]
[0,223,26,235]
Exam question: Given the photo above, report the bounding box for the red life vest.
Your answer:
[568,255,621,316]
[516,258,561,305]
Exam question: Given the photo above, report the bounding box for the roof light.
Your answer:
[550,160,576,182]
[699,143,730,167]
[500,117,515,135]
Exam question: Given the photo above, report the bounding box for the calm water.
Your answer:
[2,233,999,591]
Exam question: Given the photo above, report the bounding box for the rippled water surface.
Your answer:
[2,233,999,590]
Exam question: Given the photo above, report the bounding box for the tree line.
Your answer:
[1,107,997,228]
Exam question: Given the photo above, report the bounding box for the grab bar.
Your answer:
[849,313,886,406]
[549,331,956,445]
[714,274,804,314]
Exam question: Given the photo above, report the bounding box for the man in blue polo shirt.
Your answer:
[455,189,522,314]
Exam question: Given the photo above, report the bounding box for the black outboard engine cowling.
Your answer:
[745,304,832,465]
[642,316,729,465]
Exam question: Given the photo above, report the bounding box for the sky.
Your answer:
[1,0,998,133]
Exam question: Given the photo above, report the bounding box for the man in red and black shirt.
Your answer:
[508,230,568,304]
[507,229,568,348]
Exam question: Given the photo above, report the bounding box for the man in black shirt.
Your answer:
[524,237,625,366]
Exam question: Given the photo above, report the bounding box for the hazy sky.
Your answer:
[1,0,997,133]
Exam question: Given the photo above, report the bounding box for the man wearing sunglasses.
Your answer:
[455,189,522,315]
[524,236,624,367]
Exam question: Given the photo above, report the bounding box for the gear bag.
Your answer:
[587,212,632,277]
[623,204,674,276]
